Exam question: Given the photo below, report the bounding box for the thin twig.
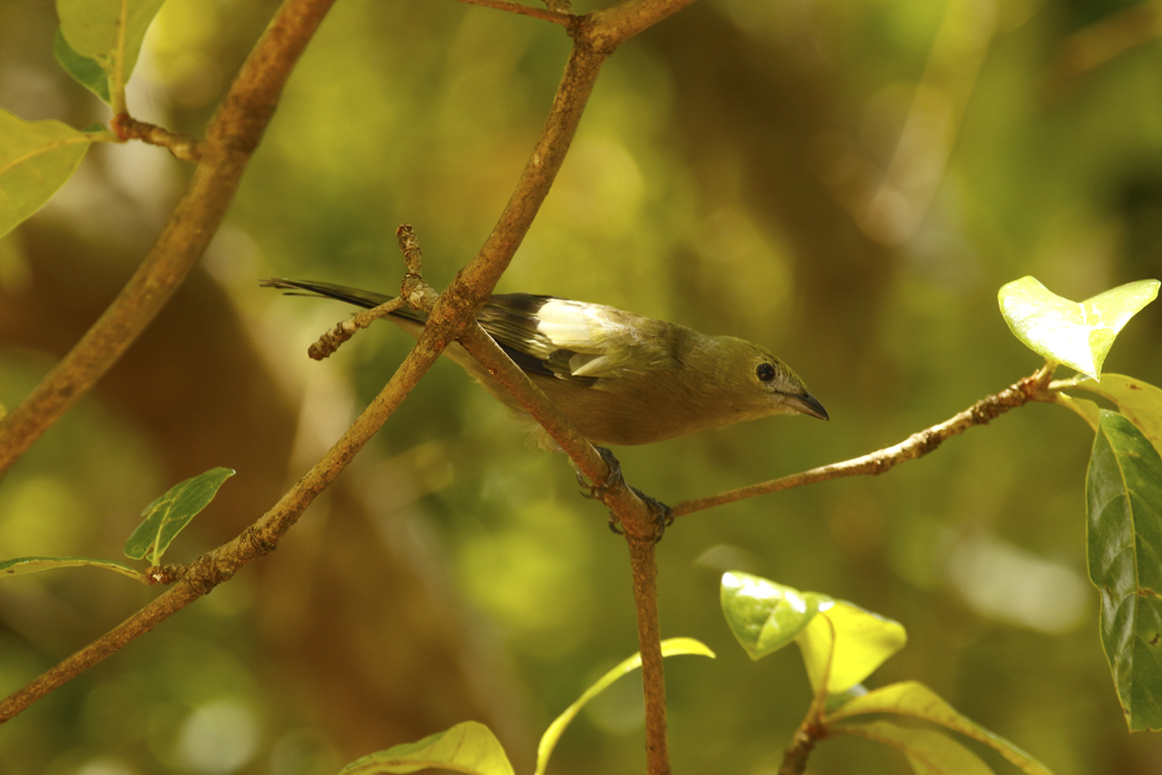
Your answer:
[453,0,577,27]
[307,298,408,360]
[110,113,202,162]
[0,0,340,481]
[673,364,1057,517]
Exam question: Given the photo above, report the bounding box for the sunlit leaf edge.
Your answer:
[338,720,514,775]
[826,680,1053,775]
[534,637,715,775]
[0,555,148,584]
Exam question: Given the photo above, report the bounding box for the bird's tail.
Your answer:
[260,278,425,322]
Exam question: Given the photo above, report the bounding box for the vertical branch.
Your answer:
[627,536,669,774]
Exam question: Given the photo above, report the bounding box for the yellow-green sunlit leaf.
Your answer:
[338,721,513,775]
[833,720,995,775]
[0,555,149,584]
[828,681,1053,774]
[535,638,715,775]
[797,599,907,694]
[998,276,1159,380]
[0,109,91,239]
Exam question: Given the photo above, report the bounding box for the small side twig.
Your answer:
[307,297,407,360]
[306,223,436,360]
[453,0,577,27]
[673,364,1057,517]
[111,113,202,162]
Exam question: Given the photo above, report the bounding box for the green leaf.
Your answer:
[56,0,167,108]
[1087,410,1162,731]
[124,467,235,565]
[338,721,513,775]
[1073,375,1162,459]
[0,109,92,240]
[535,638,714,775]
[1052,392,1102,432]
[834,720,994,775]
[998,276,1159,380]
[54,27,111,103]
[796,599,907,694]
[827,681,1053,775]
[720,571,826,660]
[1,556,148,584]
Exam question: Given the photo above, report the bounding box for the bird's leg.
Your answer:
[576,447,674,542]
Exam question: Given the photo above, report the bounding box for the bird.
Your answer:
[260,278,828,451]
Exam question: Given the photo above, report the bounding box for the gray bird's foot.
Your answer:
[577,446,624,500]
[631,486,675,544]
[576,447,674,542]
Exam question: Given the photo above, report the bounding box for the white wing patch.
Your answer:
[534,299,641,379]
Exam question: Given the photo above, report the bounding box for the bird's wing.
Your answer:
[479,295,667,384]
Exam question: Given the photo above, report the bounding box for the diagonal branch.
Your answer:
[0,311,453,721]
[0,0,339,480]
[672,365,1057,518]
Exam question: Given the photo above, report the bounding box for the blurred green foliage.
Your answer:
[1,0,1162,773]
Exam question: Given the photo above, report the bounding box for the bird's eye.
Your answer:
[756,363,776,383]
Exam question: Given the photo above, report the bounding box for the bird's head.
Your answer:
[710,337,829,423]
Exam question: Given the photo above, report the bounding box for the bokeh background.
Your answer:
[2,0,1162,773]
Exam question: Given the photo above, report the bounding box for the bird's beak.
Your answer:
[787,391,829,421]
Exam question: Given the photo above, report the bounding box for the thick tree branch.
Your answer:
[673,365,1057,517]
[0,0,338,480]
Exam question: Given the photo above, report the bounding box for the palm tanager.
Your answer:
[261,278,828,450]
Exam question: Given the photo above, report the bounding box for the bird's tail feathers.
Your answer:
[260,278,425,323]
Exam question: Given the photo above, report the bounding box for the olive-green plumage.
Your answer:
[261,278,828,449]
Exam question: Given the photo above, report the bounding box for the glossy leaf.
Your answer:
[835,720,994,775]
[797,599,907,694]
[535,638,714,775]
[124,467,235,565]
[0,109,91,239]
[338,721,513,775]
[1,556,148,584]
[56,0,167,105]
[1074,375,1162,459]
[828,681,1052,774]
[998,276,1159,379]
[1053,392,1101,432]
[720,571,825,660]
[1087,410,1162,731]
[53,27,111,103]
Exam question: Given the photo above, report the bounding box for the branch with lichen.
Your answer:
[672,364,1057,518]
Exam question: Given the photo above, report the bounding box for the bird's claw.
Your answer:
[577,446,624,500]
[631,486,675,544]
[576,447,673,542]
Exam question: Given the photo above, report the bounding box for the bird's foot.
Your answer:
[577,446,625,500]
[574,447,673,542]
[633,486,675,543]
